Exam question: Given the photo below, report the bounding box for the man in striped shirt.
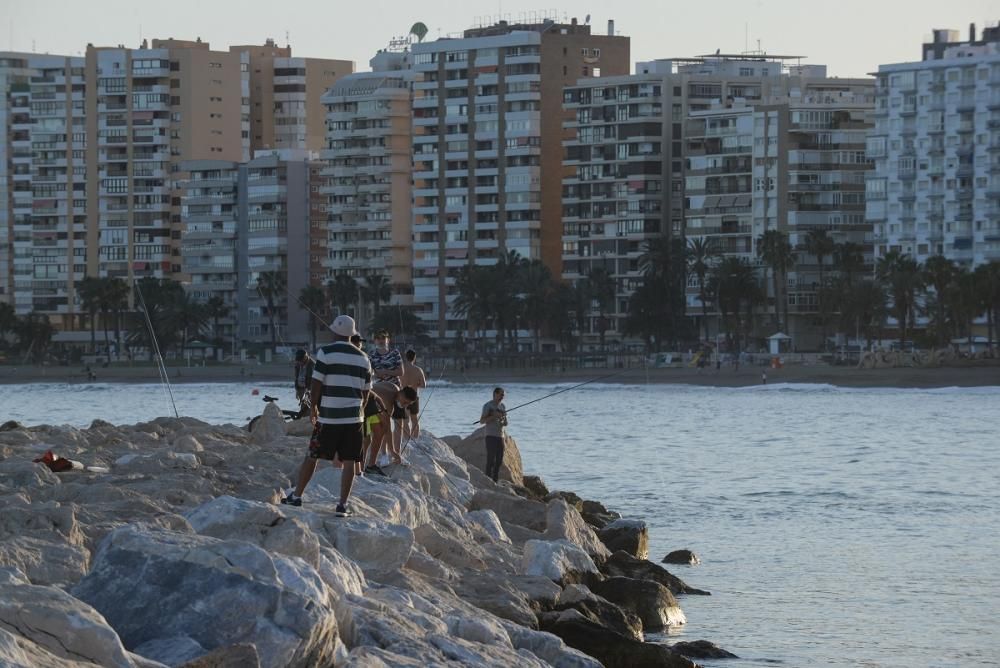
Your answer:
[282,315,372,516]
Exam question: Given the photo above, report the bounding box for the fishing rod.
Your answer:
[134,278,179,418]
[469,368,628,424]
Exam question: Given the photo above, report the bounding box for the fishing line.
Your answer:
[134,278,179,418]
[468,369,629,424]
[390,359,448,478]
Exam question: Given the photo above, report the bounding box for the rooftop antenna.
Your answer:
[285,30,290,47]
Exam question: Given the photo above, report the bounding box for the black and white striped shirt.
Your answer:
[312,341,373,424]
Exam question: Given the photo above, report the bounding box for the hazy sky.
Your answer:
[4,0,997,77]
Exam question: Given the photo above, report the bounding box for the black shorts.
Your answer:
[308,422,363,462]
[407,398,419,415]
[391,402,407,420]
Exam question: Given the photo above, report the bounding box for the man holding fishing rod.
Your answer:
[479,387,508,482]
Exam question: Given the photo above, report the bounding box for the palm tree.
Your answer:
[805,229,836,350]
[298,285,326,351]
[685,237,719,341]
[709,257,761,356]
[102,278,131,359]
[452,265,494,349]
[360,274,391,320]
[171,292,209,356]
[876,251,923,348]
[757,229,796,332]
[204,296,230,347]
[256,270,287,352]
[327,273,358,317]
[840,279,888,350]
[517,259,553,353]
[569,278,592,351]
[922,255,957,347]
[130,278,185,357]
[587,266,616,349]
[15,312,56,364]
[976,261,1000,352]
[76,276,102,354]
[833,242,865,286]
[0,302,17,348]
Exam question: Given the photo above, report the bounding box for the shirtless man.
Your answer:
[399,349,427,443]
[365,382,417,475]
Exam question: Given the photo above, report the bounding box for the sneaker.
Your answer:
[281,494,302,507]
[364,465,387,477]
[335,503,352,517]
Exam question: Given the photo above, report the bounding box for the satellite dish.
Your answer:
[409,22,429,42]
[585,14,591,24]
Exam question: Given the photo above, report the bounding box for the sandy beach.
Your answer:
[3,359,999,388]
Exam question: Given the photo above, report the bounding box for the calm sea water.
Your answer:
[3,379,1000,667]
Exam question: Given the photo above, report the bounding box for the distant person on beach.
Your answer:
[366,383,417,474]
[293,349,313,402]
[400,349,427,441]
[369,330,402,386]
[282,315,371,516]
[762,370,767,385]
[479,387,508,482]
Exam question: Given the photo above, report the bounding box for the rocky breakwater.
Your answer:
[0,408,724,667]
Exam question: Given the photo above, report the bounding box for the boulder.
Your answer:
[552,592,643,641]
[0,626,85,668]
[0,583,135,668]
[177,643,262,668]
[670,639,738,659]
[602,550,710,596]
[451,572,560,628]
[0,420,26,431]
[0,567,29,586]
[466,509,511,544]
[469,489,547,532]
[0,536,89,587]
[596,519,648,560]
[498,620,604,668]
[71,526,338,668]
[325,517,414,574]
[444,429,523,485]
[248,403,286,444]
[0,461,61,491]
[521,539,598,584]
[413,523,487,571]
[543,500,611,561]
[185,496,321,566]
[579,500,621,529]
[540,611,697,668]
[521,475,550,500]
[544,490,584,511]
[662,549,701,565]
[591,576,686,629]
[133,636,206,666]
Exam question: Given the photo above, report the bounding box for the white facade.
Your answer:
[868,28,1000,267]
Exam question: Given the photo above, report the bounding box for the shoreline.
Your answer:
[3,360,1000,389]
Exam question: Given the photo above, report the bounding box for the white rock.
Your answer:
[0,583,135,668]
[171,435,204,453]
[558,584,597,606]
[0,626,82,668]
[543,499,611,560]
[325,517,414,574]
[0,567,29,586]
[466,509,511,544]
[0,536,90,586]
[71,526,338,668]
[521,539,598,582]
[249,403,286,444]
[500,620,604,668]
[316,547,366,598]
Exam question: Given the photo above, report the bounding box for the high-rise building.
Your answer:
[0,53,35,306]
[867,24,1000,268]
[685,91,873,346]
[231,39,353,153]
[179,150,322,348]
[321,46,413,313]
[410,17,630,340]
[1,40,249,328]
[562,54,873,348]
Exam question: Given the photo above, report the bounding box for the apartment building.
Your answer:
[867,24,1000,268]
[685,90,874,347]
[321,47,413,306]
[410,17,630,339]
[0,54,34,305]
[179,150,321,348]
[561,54,873,347]
[231,39,353,153]
[1,39,248,329]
